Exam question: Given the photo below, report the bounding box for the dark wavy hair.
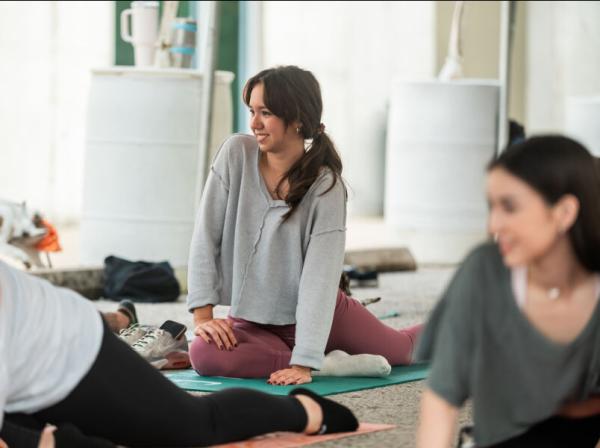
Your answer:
[243,65,343,220]
[488,135,600,272]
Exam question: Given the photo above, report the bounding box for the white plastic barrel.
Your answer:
[385,79,499,264]
[565,95,600,156]
[80,67,234,267]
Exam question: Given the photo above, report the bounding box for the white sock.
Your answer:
[312,350,391,377]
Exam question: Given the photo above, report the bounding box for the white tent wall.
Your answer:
[526,1,600,133]
[261,1,437,217]
[1,1,599,229]
[0,1,113,223]
[436,1,526,126]
[259,1,529,218]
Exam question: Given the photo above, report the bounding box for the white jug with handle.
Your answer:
[120,1,159,67]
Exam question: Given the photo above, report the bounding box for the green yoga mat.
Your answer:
[164,364,429,396]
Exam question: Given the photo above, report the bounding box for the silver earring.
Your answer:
[296,127,301,134]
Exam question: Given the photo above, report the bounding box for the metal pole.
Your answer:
[238,1,263,133]
[496,1,513,156]
[195,1,221,207]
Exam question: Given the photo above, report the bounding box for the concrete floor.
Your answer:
[94,267,474,447]
[45,218,474,446]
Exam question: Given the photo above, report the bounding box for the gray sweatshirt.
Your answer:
[187,134,347,369]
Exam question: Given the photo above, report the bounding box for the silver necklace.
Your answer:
[547,287,560,300]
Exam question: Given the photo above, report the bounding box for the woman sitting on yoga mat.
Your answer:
[415,136,600,448]
[187,65,422,386]
[0,260,358,448]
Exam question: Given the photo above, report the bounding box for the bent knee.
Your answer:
[189,337,242,377]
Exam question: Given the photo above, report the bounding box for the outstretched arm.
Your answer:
[417,388,459,448]
[187,164,230,312]
[269,175,347,385]
[267,226,345,386]
[187,138,235,314]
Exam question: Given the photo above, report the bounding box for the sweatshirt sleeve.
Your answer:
[186,139,232,311]
[291,176,347,369]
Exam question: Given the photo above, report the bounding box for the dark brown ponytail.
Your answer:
[243,66,344,220]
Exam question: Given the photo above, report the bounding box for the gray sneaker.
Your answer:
[131,328,188,361]
[118,324,150,346]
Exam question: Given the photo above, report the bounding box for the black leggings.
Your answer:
[2,319,307,447]
[486,414,600,448]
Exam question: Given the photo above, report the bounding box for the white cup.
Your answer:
[120,1,159,67]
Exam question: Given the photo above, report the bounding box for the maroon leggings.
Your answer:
[190,289,423,378]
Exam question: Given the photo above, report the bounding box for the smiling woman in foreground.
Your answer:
[415,135,600,447]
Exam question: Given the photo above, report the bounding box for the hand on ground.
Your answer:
[268,365,312,386]
[194,318,237,351]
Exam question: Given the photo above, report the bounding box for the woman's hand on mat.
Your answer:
[194,318,238,350]
[268,365,312,386]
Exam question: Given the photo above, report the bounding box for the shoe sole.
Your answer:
[150,351,190,370]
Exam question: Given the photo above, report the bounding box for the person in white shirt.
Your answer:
[0,260,358,447]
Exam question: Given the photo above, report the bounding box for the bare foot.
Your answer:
[294,395,323,434]
[38,425,56,448]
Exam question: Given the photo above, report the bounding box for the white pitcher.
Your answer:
[120,1,159,67]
